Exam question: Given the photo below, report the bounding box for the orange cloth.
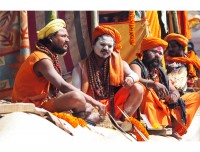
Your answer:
[140,84,200,136]
[165,51,200,78]
[93,25,124,86]
[145,11,161,38]
[177,11,192,40]
[164,33,189,47]
[12,51,52,108]
[89,86,131,119]
[79,59,130,119]
[137,36,168,59]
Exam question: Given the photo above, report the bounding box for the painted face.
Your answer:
[142,46,164,68]
[166,40,184,57]
[93,35,115,59]
[50,28,70,55]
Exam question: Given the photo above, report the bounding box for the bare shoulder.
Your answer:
[34,58,54,75]
[129,62,140,71]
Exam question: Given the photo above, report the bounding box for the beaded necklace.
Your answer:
[148,68,165,85]
[36,43,62,97]
[86,51,110,100]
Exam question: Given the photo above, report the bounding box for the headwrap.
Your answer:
[37,19,66,40]
[93,25,124,86]
[137,36,168,59]
[93,25,122,52]
[164,33,189,47]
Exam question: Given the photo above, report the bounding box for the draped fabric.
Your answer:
[0,11,192,99]
[0,11,92,99]
[0,11,30,99]
[167,11,191,40]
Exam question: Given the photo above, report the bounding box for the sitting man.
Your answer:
[164,33,200,93]
[72,25,143,121]
[12,19,106,123]
[130,36,200,140]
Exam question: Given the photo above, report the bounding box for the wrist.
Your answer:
[171,92,179,98]
[145,81,156,89]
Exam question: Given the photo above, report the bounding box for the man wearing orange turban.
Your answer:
[164,33,200,91]
[12,19,106,124]
[72,25,143,121]
[130,36,200,140]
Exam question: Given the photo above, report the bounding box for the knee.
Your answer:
[131,83,144,95]
[70,91,87,112]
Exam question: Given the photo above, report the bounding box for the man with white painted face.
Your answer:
[12,19,106,123]
[72,25,143,122]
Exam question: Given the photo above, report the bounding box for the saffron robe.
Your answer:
[78,58,130,120]
[132,58,200,136]
[12,51,55,111]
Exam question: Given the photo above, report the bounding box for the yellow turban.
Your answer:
[164,33,189,47]
[37,19,66,40]
[93,25,122,52]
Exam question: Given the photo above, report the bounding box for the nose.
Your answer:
[65,37,70,42]
[103,45,108,50]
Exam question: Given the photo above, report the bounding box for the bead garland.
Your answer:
[86,51,110,100]
[36,43,62,97]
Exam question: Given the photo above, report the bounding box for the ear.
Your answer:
[48,35,54,42]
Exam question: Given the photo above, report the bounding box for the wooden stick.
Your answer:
[117,106,148,141]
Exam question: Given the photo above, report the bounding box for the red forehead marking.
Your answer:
[157,46,162,51]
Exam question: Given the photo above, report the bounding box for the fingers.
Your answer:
[156,87,169,100]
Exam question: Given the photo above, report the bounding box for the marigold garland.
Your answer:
[129,11,135,46]
[52,112,87,128]
[126,116,149,141]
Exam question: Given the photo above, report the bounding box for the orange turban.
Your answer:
[140,36,168,53]
[93,25,122,52]
[164,33,189,47]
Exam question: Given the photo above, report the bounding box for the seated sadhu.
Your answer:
[164,33,200,93]
[129,36,200,140]
[12,19,106,123]
[72,25,143,122]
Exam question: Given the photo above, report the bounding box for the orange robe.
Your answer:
[12,51,54,110]
[141,85,200,136]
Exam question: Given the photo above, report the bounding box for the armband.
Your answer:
[127,74,135,83]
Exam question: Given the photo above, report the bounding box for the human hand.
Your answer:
[153,82,169,100]
[165,92,179,104]
[122,76,134,88]
[95,103,106,116]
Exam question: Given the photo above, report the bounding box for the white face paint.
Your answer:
[93,35,115,59]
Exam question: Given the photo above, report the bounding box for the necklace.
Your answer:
[86,51,110,100]
[36,43,62,97]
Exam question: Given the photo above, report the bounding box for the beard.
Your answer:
[142,54,162,69]
[52,49,67,55]
[51,45,68,55]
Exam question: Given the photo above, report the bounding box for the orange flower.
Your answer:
[126,116,149,141]
[52,112,87,128]
[129,11,135,46]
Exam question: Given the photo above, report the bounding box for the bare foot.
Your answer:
[172,131,182,140]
